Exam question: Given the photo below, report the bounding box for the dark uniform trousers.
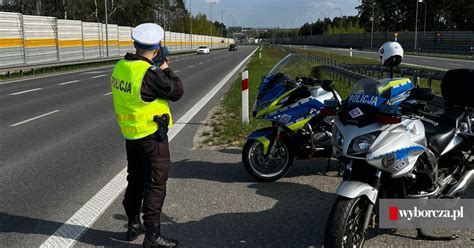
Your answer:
[123,136,170,225]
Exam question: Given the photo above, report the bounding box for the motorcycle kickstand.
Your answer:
[325,155,332,173]
[416,228,459,241]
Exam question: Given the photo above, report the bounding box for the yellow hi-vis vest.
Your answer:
[111,59,172,140]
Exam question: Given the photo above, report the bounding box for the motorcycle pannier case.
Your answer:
[441,69,474,107]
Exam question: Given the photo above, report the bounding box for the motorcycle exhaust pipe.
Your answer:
[447,169,474,197]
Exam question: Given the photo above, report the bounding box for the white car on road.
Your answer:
[196,46,210,55]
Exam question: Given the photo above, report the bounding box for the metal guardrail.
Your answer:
[0,56,121,77]
[300,54,446,109]
[295,53,446,87]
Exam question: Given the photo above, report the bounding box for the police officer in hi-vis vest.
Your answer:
[111,23,183,248]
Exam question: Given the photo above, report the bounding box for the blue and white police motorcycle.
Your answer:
[243,54,340,182]
[322,42,474,247]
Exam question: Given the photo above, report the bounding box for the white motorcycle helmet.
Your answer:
[379,41,403,67]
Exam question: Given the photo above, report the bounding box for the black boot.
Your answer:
[143,224,178,248]
[127,215,145,241]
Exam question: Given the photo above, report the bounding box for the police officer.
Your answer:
[111,23,183,248]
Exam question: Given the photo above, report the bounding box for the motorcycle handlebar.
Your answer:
[418,110,440,119]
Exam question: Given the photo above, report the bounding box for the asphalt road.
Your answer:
[1,45,473,247]
[0,46,257,246]
[289,45,474,70]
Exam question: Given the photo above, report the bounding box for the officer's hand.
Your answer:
[160,61,169,70]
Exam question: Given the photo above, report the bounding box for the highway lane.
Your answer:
[289,45,474,70]
[0,46,256,246]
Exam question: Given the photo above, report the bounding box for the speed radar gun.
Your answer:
[153,45,170,66]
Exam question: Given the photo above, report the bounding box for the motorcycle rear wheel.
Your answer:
[242,139,293,182]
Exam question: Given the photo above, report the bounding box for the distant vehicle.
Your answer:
[229,44,238,51]
[196,46,210,55]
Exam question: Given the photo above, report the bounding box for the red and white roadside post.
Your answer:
[242,70,249,124]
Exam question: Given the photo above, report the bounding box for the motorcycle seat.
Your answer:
[423,121,456,156]
[423,108,464,155]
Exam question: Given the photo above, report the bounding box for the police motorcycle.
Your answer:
[242,54,341,182]
[321,42,474,247]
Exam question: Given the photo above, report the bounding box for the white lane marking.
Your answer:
[91,74,107,79]
[9,110,60,127]
[81,71,105,74]
[9,88,43,95]
[103,92,112,96]
[174,70,181,73]
[187,65,194,68]
[0,65,115,85]
[401,62,447,71]
[58,80,80,86]
[199,62,204,65]
[39,46,258,248]
[449,63,463,66]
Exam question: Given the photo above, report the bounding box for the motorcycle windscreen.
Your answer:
[339,78,390,127]
[256,74,289,100]
[338,99,384,127]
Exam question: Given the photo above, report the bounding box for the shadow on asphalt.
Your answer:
[0,211,135,247]
[169,158,340,183]
[161,182,335,247]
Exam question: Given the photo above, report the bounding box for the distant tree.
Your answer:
[357,0,474,32]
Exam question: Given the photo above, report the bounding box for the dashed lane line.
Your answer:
[9,88,43,95]
[81,71,105,74]
[91,74,107,79]
[103,92,112,96]
[9,110,60,127]
[58,80,80,86]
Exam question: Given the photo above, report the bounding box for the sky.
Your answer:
[185,0,361,28]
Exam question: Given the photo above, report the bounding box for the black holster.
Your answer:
[153,114,170,142]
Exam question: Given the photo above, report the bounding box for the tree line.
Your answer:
[0,0,227,36]
[260,0,472,38]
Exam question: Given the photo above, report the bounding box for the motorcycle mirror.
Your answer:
[321,80,335,92]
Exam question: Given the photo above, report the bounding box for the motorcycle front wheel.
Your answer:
[242,139,293,182]
[324,196,368,248]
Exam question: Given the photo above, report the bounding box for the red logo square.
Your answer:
[389,206,398,221]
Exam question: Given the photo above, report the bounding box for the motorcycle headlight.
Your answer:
[332,126,344,148]
[349,133,379,155]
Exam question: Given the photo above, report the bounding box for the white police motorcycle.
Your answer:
[321,42,474,247]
